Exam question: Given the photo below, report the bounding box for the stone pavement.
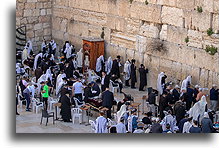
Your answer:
[16,86,149,133]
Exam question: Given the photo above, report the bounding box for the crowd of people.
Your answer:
[16,39,219,133]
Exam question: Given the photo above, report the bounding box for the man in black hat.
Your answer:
[111,55,121,78]
[130,59,137,89]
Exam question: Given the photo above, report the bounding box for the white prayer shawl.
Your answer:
[157,72,165,95]
[22,47,28,62]
[128,115,137,133]
[56,73,66,95]
[45,69,52,82]
[123,61,131,80]
[96,55,104,72]
[95,116,107,133]
[56,81,66,96]
[27,40,33,55]
[188,95,207,122]
[105,57,113,75]
[36,74,47,94]
[64,43,72,59]
[182,121,192,133]
[133,129,144,133]
[161,114,177,132]
[117,104,127,123]
[116,123,126,133]
[76,48,83,68]
[50,54,55,61]
[73,59,78,69]
[50,40,57,50]
[181,76,192,91]
[33,53,43,70]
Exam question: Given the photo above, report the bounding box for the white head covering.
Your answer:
[117,104,127,123]
[105,57,113,75]
[124,60,131,80]
[96,55,104,72]
[27,40,33,55]
[76,48,83,68]
[157,72,165,94]
[188,95,207,122]
[181,76,192,91]
[64,43,72,59]
[203,112,209,118]
[33,53,43,70]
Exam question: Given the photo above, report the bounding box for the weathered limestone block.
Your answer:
[117,0,130,18]
[39,15,51,23]
[125,18,140,35]
[213,0,219,13]
[60,19,67,32]
[34,29,44,37]
[16,3,25,10]
[111,32,136,49]
[32,9,40,16]
[187,30,203,48]
[47,9,52,15]
[202,34,219,49]
[136,35,147,54]
[176,0,195,10]
[171,62,183,81]
[27,0,37,2]
[52,17,61,30]
[23,9,33,17]
[166,25,188,45]
[160,24,168,40]
[107,15,126,31]
[43,28,51,36]
[25,2,36,9]
[184,11,211,32]
[157,0,177,7]
[139,23,160,39]
[36,2,44,9]
[212,14,219,33]
[131,2,161,23]
[87,25,103,38]
[43,23,50,28]
[161,6,184,27]
[195,0,214,13]
[16,10,23,17]
[68,21,89,37]
[34,23,43,30]
[26,30,34,38]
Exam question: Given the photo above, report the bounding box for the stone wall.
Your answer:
[16,0,52,51]
[16,0,219,89]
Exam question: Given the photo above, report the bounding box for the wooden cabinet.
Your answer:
[82,38,104,72]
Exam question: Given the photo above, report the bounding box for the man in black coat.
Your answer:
[101,87,114,119]
[111,55,121,78]
[60,89,72,122]
[210,84,219,111]
[91,81,100,96]
[130,59,137,89]
[139,64,148,91]
[101,72,110,92]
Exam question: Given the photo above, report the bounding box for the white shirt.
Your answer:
[73,81,84,94]
[95,116,107,133]
[183,121,192,133]
[116,122,126,133]
[27,85,35,97]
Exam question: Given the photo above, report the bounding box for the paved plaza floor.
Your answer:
[16,87,149,133]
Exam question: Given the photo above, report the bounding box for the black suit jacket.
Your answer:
[101,90,114,108]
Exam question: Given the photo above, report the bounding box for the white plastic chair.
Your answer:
[107,118,116,127]
[71,108,82,124]
[73,97,84,108]
[18,94,26,111]
[109,80,119,93]
[35,102,44,114]
[48,97,58,111]
[89,120,96,133]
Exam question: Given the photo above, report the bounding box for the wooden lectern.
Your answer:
[82,38,104,72]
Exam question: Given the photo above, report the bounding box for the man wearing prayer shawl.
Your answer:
[128,109,138,133]
[182,117,193,133]
[111,56,121,78]
[26,40,33,55]
[76,48,83,73]
[22,46,28,63]
[161,110,177,132]
[105,57,113,75]
[188,95,208,123]
[138,64,148,91]
[33,52,43,70]
[49,40,57,55]
[64,42,72,60]
[123,60,131,87]
[130,59,137,89]
[41,39,47,54]
[95,112,108,133]
[116,117,126,133]
[96,55,105,77]
[157,72,167,95]
[181,75,192,91]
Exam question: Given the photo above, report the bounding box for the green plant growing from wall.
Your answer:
[145,0,148,5]
[185,37,189,43]
[197,6,203,13]
[207,28,214,36]
[205,45,218,55]
[129,0,133,4]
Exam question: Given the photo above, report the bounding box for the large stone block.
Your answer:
[125,18,140,35]
[25,2,36,9]
[160,24,168,40]
[111,32,136,49]
[157,0,177,7]
[166,25,188,45]
[187,30,203,48]
[176,0,195,10]
[212,14,219,33]
[34,23,43,30]
[139,23,160,39]
[23,9,33,17]
[131,2,161,23]
[161,6,184,27]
